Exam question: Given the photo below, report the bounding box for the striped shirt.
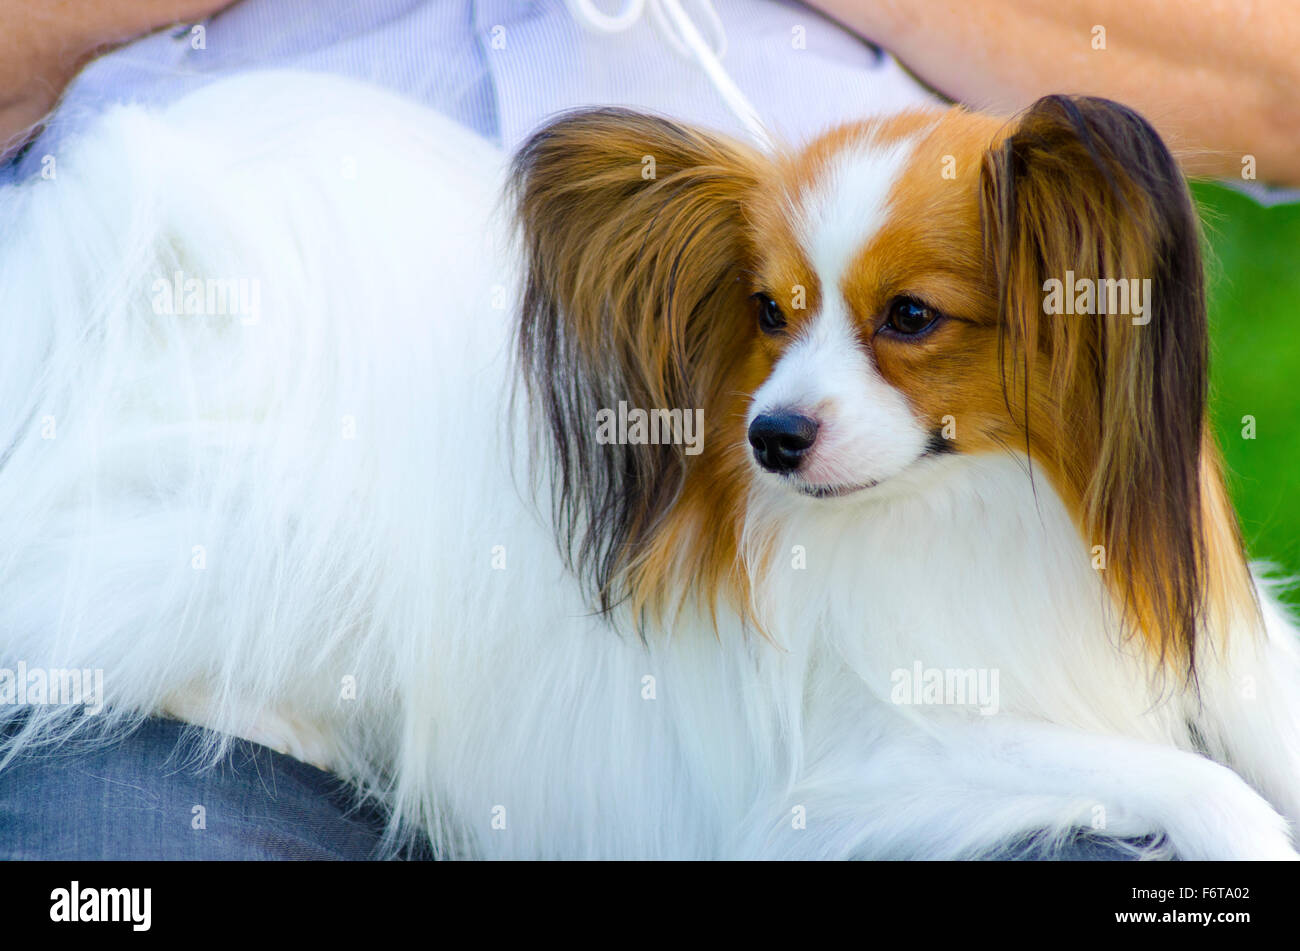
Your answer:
[6,0,938,182]
[6,0,1291,205]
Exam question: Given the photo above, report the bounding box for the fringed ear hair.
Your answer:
[980,94,1224,675]
[511,109,764,615]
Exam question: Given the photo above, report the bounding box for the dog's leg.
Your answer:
[734,714,1298,860]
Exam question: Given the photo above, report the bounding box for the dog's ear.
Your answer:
[512,109,764,613]
[980,95,1212,671]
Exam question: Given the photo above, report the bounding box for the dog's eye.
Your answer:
[753,292,786,334]
[884,297,941,336]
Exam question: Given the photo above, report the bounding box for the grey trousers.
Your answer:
[0,715,398,860]
[0,713,1148,860]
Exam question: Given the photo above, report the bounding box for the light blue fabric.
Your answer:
[4,0,940,184]
[9,0,1292,203]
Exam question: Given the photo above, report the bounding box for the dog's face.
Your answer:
[740,112,1005,500]
[513,96,1221,664]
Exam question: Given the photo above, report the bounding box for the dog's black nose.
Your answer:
[748,412,818,473]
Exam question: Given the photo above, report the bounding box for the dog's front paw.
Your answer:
[1156,762,1298,860]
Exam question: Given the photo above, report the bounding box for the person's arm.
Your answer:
[810,0,1300,186]
[0,0,234,159]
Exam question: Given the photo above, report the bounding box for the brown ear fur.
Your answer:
[512,109,764,617]
[980,95,1256,674]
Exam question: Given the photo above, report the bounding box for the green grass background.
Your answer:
[1194,183,1300,605]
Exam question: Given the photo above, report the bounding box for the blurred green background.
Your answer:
[1195,183,1300,606]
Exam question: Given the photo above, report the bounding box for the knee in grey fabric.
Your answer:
[0,714,416,860]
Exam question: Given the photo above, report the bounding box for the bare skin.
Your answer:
[0,0,233,159]
[810,0,1300,186]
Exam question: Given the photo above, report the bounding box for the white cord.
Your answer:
[564,0,773,151]
[564,0,648,34]
[646,0,727,59]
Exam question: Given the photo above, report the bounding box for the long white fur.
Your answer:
[1,71,1298,859]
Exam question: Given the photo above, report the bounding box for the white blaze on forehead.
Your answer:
[750,133,931,489]
[793,133,918,287]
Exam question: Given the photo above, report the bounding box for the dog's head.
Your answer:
[513,97,1248,666]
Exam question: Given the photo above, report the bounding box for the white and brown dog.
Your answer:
[0,71,1296,858]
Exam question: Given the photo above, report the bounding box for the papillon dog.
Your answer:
[1,71,1297,859]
